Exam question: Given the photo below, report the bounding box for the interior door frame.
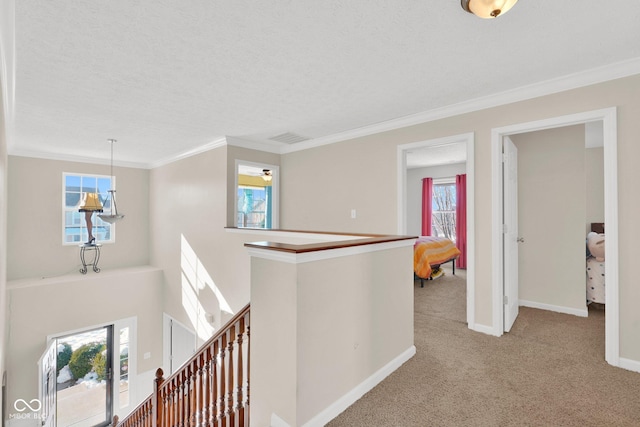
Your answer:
[162,313,196,375]
[38,340,57,427]
[502,136,519,332]
[47,316,137,420]
[397,132,476,330]
[50,324,114,427]
[491,107,619,366]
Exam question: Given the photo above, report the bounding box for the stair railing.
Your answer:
[114,304,250,427]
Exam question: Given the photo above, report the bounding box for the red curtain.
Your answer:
[421,178,433,236]
[455,174,467,268]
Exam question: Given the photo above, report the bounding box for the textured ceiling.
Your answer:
[406,142,467,169]
[6,1,640,167]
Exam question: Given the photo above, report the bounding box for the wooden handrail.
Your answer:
[115,304,250,427]
[244,234,416,254]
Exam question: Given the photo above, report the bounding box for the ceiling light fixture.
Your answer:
[98,139,125,223]
[461,0,518,18]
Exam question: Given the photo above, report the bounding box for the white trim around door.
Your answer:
[490,107,619,367]
[397,132,476,330]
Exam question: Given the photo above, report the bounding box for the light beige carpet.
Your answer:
[327,267,640,426]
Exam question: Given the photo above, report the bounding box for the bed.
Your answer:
[414,236,461,287]
[586,223,605,304]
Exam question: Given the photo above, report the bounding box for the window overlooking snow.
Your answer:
[432,182,457,242]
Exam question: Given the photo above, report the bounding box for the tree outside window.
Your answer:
[432,183,456,242]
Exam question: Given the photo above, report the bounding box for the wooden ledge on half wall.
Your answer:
[225,227,417,254]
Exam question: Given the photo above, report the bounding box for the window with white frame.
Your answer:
[432,179,457,242]
[63,173,115,244]
[235,162,279,229]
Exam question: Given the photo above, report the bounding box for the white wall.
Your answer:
[250,242,414,427]
[282,137,398,234]
[4,155,158,423]
[280,74,640,362]
[585,147,604,232]
[4,142,289,424]
[7,156,150,280]
[511,125,587,313]
[149,145,281,344]
[406,163,466,237]
[5,267,164,425]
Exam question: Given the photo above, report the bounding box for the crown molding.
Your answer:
[8,149,148,169]
[142,55,640,166]
[152,58,640,164]
[148,136,228,168]
[0,0,16,147]
[6,57,640,167]
[9,137,228,169]
[149,136,283,169]
[280,57,640,154]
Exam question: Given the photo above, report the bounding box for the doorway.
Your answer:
[162,314,196,375]
[39,319,135,427]
[491,107,619,366]
[397,132,476,329]
[42,326,114,427]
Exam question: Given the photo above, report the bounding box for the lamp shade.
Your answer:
[461,0,518,18]
[79,192,103,212]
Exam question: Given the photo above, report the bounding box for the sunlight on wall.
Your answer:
[181,234,233,341]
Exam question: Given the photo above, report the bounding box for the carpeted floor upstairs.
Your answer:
[326,267,640,427]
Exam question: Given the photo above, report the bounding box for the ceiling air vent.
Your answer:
[268,132,310,144]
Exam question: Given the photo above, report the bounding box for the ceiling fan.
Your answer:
[238,165,273,182]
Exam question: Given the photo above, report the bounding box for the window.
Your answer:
[235,162,278,229]
[118,327,130,408]
[63,173,115,244]
[432,181,456,242]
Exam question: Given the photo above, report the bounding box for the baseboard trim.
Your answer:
[618,357,640,374]
[470,323,500,337]
[301,345,417,427]
[519,299,588,317]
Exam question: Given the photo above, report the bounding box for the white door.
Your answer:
[170,319,196,373]
[38,340,57,427]
[503,136,519,332]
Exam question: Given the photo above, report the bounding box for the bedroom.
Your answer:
[405,143,468,284]
[403,122,607,346]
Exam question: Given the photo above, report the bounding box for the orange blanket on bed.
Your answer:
[414,236,461,278]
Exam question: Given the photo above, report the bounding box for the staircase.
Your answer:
[114,304,250,427]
